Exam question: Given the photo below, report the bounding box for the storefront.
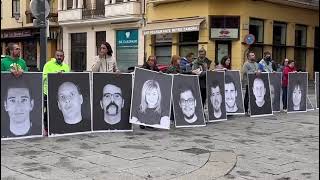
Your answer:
[1,28,60,71]
[144,0,319,78]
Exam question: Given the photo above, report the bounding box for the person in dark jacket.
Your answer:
[142,55,159,72]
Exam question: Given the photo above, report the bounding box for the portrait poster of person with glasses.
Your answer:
[130,68,173,130]
[206,71,227,122]
[47,73,92,136]
[92,73,132,132]
[172,74,206,128]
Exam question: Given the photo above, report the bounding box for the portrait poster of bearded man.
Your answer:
[206,71,227,122]
[92,73,132,132]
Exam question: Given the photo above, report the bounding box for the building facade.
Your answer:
[1,0,61,71]
[58,0,144,72]
[144,0,319,79]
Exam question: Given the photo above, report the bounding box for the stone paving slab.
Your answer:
[1,104,318,179]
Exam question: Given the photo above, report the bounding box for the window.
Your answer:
[294,24,307,71]
[179,31,199,58]
[71,33,87,71]
[249,18,264,43]
[12,0,20,17]
[211,16,240,28]
[95,31,106,55]
[154,34,172,64]
[67,0,73,9]
[295,25,307,47]
[273,22,287,63]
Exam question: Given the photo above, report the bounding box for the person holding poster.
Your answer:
[92,42,119,72]
[43,50,70,136]
[242,51,260,115]
[282,60,296,112]
[1,43,28,77]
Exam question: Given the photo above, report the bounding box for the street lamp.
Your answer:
[14,14,23,27]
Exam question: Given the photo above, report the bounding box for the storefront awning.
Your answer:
[143,17,205,35]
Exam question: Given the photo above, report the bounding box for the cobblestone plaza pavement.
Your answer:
[1,93,319,179]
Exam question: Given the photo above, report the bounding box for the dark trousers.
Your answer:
[282,87,288,110]
[244,85,249,113]
[200,88,206,107]
[44,95,48,130]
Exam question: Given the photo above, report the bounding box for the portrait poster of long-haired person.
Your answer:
[130,68,173,130]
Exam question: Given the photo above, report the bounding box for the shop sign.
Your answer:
[144,26,199,35]
[116,29,138,49]
[210,28,239,40]
[1,30,33,39]
[155,34,172,43]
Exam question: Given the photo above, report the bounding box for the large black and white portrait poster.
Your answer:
[315,72,319,109]
[48,73,92,136]
[92,73,132,132]
[130,68,173,129]
[287,72,308,113]
[248,73,273,117]
[269,72,282,112]
[206,71,227,122]
[172,74,206,127]
[1,73,43,140]
[225,70,245,115]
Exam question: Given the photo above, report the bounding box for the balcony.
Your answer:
[82,4,105,19]
[105,0,141,18]
[25,8,59,25]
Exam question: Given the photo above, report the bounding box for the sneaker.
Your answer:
[283,109,287,113]
[139,125,146,129]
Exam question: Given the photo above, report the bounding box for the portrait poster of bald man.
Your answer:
[48,73,92,136]
[315,72,319,109]
[269,72,282,112]
[206,71,227,122]
[248,73,273,117]
[225,70,245,115]
[1,73,43,140]
[287,72,308,113]
[172,74,206,128]
[92,73,132,132]
[130,68,173,130]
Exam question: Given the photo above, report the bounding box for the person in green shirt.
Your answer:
[43,50,70,136]
[1,43,28,77]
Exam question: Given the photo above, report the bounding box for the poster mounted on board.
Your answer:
[130,68,173,130]
[172,74,206,128]
[48,72,92,137]
[1,72,43,140]
[92,73,133,132]
[248,73,273,117]
[206,71,227,122]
